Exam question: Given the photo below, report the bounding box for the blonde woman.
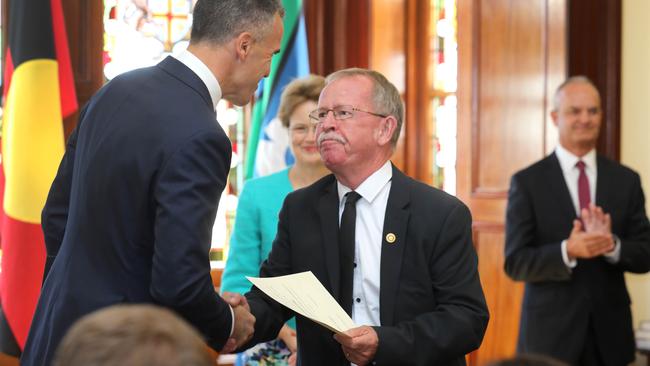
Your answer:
[221,75,329,365]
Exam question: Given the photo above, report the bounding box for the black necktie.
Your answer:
[339,191,361,315]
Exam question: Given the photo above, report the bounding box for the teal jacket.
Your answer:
[221,168,295,329]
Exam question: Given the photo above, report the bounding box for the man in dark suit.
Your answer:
[505,76,650,365]
[21,1,285,364]
[234,68,489,365]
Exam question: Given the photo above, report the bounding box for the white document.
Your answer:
[247,271,356,334]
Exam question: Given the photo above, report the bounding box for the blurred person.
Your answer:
[234,68,488,365]
[505,76,650,365]
[488,354,569,366]
[21,1,286,364]
[53,304,213,366]
[221,74,329,365]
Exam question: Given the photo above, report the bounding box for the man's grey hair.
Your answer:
[325,68,404,147]
[191,0,285,45]
[552,75,600,111]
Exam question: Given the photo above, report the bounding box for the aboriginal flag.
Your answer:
[0,0,77,354]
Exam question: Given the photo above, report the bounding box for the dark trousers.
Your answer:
[578,319,605,366]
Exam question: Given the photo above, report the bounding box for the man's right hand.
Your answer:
[566,219,614,259]
[231,303,255,346]
[220,292,255,353]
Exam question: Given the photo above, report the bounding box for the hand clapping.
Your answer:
[566,204,615,259]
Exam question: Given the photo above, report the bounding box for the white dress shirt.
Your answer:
[555,145,620,267]
[173,50,234,336]
[337,161,392,328]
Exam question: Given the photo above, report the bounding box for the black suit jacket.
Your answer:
[245,165,489,366]
[22,57,233,365]
[505,153,650,365]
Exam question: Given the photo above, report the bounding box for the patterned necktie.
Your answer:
[339,191,361,315]
[576,160,591,211]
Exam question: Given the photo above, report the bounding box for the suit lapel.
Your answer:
[319,179,342,299]
[595,155,612,209]
[546,153,578,219]
[379,165,410,326]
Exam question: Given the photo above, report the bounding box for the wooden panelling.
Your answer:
[0,353,18,366]
[402,0,431,182]
[304,0,370,77]
[370,0,406,93]
[568,0,621,161]
[304,0,326,75]
[368,0,433,182]
[470,223,524,365]
[61,0,104,139]
[472,0,546,198]
[544,0,566,155]
[458,0,566,363]
[369,0,407,173]
[345,0,370,69]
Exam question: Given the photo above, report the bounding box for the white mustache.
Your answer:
[317,132,346,146]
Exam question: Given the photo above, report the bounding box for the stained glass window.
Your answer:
[430,0,457,194]
[103,0,244,266]
[103,0,194,80]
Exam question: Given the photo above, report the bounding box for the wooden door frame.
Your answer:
[568,0,621,160]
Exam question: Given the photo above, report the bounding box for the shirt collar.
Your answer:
[337,161,393,205]
[555,144,597,173]
[173,49,222,110]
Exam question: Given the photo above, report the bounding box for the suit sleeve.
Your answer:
[150,128,233,350]
[221,182,262,295]
[243,197,295,349]
[616,172,650,273]
[41,104,87,280]
[374,203,489,365]
[504,173,572,282]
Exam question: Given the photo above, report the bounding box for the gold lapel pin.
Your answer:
[386,233,396,244]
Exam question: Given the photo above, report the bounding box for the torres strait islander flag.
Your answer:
[0,0,77,354]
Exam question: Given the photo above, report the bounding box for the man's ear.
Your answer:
[376,116,397,146]
[550,110,559,127]
[234,32,254,61]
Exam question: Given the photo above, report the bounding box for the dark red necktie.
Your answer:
[576,160,591,211]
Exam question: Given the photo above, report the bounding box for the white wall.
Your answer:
[622,0,650,334]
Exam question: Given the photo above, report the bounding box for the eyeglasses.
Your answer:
[308,105,387,124]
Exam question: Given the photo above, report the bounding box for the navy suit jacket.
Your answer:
[505,153,650,365]
[22,57,233,365]
[245,166,489,366]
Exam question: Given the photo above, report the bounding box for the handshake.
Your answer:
[216,292,380,365]
[220,292,256,353]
